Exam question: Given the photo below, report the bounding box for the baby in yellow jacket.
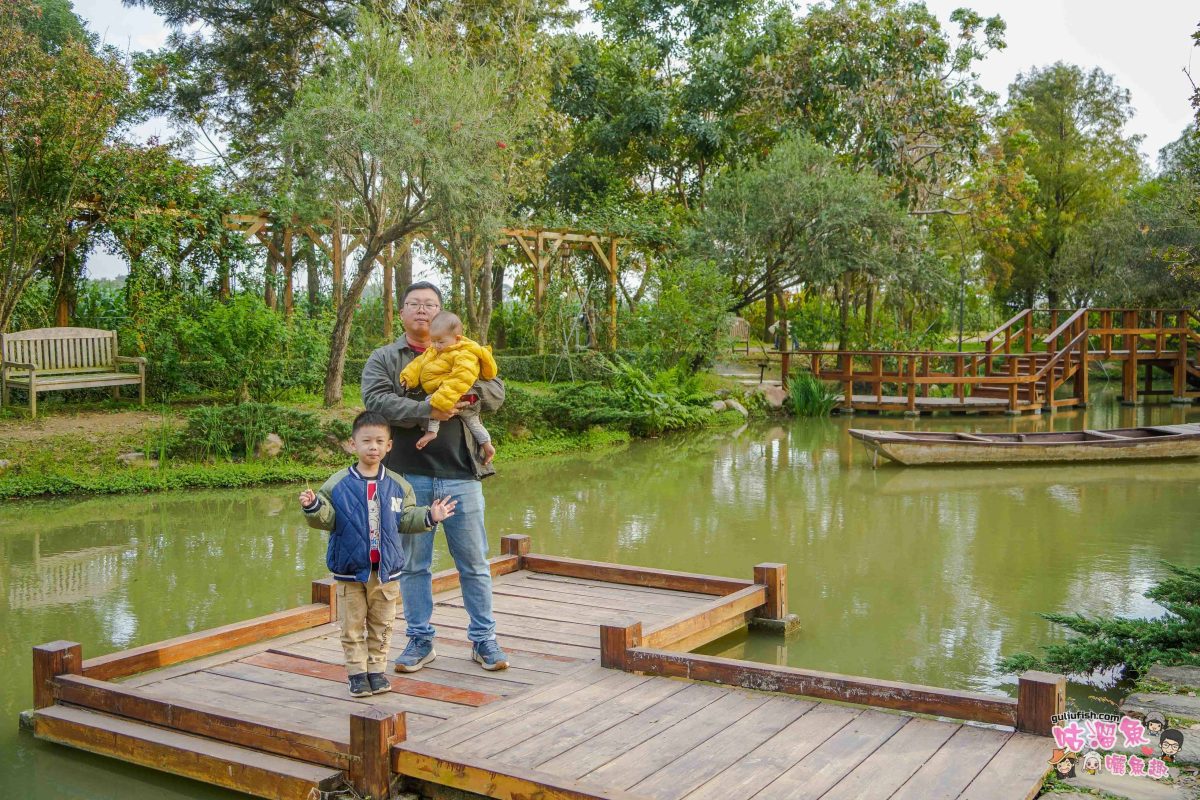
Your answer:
[399,311,497,463]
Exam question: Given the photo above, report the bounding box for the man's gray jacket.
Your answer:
[361,336,504,479]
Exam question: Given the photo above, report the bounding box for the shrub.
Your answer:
[998,562,1200,684]
[606,357,711,436]
[176,403,341,462]
[788,372,840,417]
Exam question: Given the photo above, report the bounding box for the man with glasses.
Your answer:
[361,281,509,671]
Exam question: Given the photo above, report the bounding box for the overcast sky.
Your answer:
[74,0,1200,279]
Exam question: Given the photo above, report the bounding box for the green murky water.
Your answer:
[3,393,1199,797]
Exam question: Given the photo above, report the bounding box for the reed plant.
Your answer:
[788,372,840,417]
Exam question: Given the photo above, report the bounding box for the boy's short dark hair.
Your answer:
[352,410,391,435]
[401,281,444,304]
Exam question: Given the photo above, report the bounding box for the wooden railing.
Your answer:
[776,307,1199,412]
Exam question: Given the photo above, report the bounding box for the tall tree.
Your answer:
[0,0,126,331]
[284,10,517,405]
[991,62,1143,307]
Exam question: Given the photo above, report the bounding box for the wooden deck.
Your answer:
[25,536,1058,800]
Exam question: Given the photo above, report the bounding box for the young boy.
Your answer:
[398,311,497,464]
[300,410,457,697]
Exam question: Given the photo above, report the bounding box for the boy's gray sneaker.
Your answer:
[472,639,509,671]
[367,673,391,695]
[348,673,371,697]
[394,637,436,673]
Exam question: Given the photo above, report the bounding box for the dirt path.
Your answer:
[0,410,162,443]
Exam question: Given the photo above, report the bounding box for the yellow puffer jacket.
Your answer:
[398,337,499,413]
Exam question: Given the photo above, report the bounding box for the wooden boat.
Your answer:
[849,424,1200,467]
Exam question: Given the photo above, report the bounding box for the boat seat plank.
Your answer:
[953,433,991,443]
[1084,429,1126,440]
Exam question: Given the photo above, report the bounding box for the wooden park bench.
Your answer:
[1,327,146,418]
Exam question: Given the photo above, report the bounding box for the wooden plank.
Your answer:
[523,555,755,596]
[631,695,814,800]
[957,732,1050,800]
[488,582,703,615]
[273,640,539,692]
[493,678,689,768]
[54,673,350,769]
[888,724,1009,800]
[815,717,959,800]
[395,739,644,800]
[626,650,1018,727]
[452,672,653,758]
[585,689,770,789]
[120,623,338,688]
[429,634,582,669]
[34,705,344,800]
[419,665,622,749]
[426,617,600,660]
[439,593,672,627]
[683,703,861,800]
[750,709,909,800]
[82,604,331,681]
[202,660,454,725]
[430,607,606,647]
[538,683,730,780]
[522,572,716,602]
[492,573,705,609]
[241,651,502,707]
[641,586,765,650]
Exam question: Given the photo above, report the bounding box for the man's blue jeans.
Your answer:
[399,475,496,643]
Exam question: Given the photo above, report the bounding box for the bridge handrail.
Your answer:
[983,309,1030,343]
[1032,329,1089,382]
[1042,308,1088,346]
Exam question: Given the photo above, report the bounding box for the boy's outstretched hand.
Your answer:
[299,489,317,508]
[429,495,458,523]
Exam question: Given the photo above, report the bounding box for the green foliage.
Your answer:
[788,373,840,417]
[606,356,712,436]
[998,562,1200,683]
[622,260,732,367]
[0,460,333,499]
[176,403,341,462]
[180,294,331,402]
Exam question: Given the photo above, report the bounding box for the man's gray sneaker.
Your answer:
[472,639,509,671]
[393,637,436,673]
[348,673,371,697]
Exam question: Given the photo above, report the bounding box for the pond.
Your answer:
[3,393,1198,797]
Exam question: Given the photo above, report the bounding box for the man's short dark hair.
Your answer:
[352,410,391,435]
[401,281,444,305]
[1161,729,1184,747]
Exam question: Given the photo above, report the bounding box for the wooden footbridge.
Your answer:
[776,308,1200,415]
[25,535,1060,800]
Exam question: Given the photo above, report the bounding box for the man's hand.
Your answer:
[299,489,317,508]
[430,399,471,422]
[429,495,458,523]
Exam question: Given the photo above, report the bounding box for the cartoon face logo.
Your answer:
[1145,712,1167,736]
[1082,751,1102,775]
[1160,729,1184,762]
[1048,748,1077,778]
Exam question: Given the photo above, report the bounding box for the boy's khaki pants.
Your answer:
[338,570,399,675]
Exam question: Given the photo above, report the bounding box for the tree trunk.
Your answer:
[305,237,319,315]
[764,290,775,341]
[397,239,412,290]
[324,244,383,407]
[218,229,231,301]
[491,257,506,348]
[864,282,875,345]
[837,272,851,351]
[475,245,494,346]
[265,229,279,309]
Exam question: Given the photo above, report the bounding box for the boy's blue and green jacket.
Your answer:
[302,465,433,583]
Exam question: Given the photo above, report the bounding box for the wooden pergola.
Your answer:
[222,214,624,351]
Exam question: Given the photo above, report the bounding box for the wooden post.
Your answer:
[753,564,787,620]
[1124,309,1139,405]
[332,222,344,311]
[905,356,917,414]
[312,578,338,624]
[780,350,790,390]
[534,235,546,355]
[599,622,641,671]
[841,353,854,412]
[382,243,394,342]
[33,641,82,709]
[1078,334,1089,407]
[500,534,530,562]
[608,237,618,351]
[1016,671,1065,737]
[350,707,396,800]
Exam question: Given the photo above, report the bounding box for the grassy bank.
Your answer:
[0,379,748,501]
